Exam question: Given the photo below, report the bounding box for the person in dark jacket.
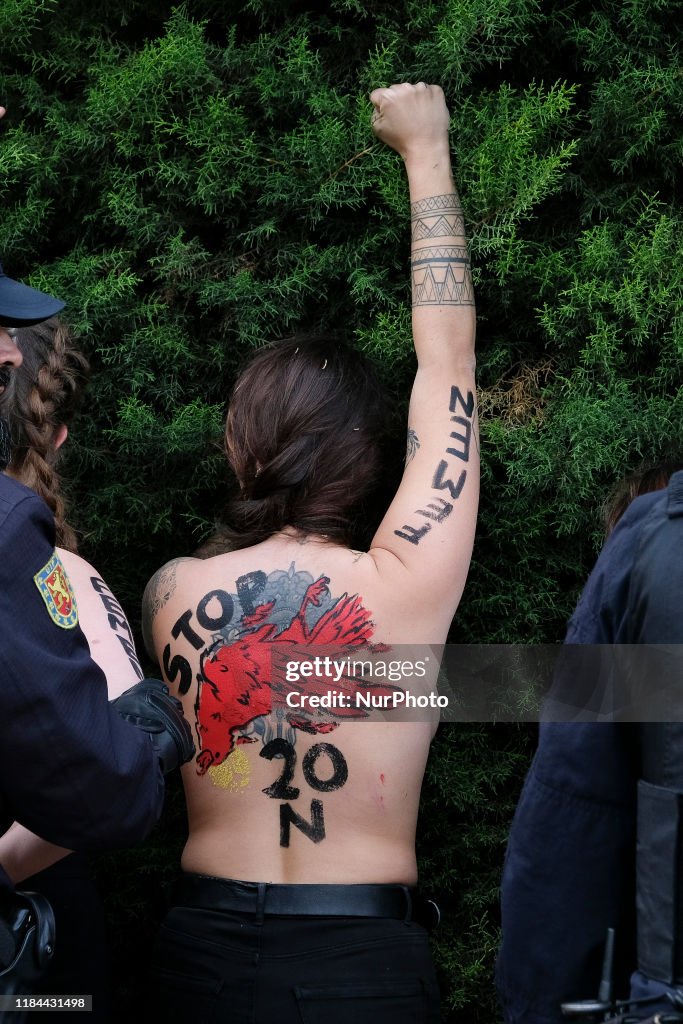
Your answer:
[498,465,683,1022]
[0,256,193,994]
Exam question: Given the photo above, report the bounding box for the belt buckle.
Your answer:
[421,897,441,931]
[427,899,441,928]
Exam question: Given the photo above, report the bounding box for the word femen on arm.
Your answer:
[369,83,478,610]
[395,386,475,546]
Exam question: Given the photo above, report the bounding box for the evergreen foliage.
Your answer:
[3,1,683,1018]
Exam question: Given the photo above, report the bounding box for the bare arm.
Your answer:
[0,823,69,884]
[368,84,478,631]
[59,550,145,699]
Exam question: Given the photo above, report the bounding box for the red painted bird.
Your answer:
[194,575,399,774]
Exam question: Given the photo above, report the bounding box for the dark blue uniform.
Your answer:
[497,483,682,1022]
[0,474,164,885]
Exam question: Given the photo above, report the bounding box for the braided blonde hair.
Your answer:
[5,318,90,553]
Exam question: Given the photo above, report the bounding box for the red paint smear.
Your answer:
[379,773,385,784]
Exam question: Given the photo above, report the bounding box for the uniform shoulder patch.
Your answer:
[34,552,79,629]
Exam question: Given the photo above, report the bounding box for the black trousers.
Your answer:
[148,875,441,1023]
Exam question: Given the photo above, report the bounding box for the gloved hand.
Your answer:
[111,679,195,774]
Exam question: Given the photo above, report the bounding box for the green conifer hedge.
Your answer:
[3,1,683,1018]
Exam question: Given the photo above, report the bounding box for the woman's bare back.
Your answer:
[145,535,441,884]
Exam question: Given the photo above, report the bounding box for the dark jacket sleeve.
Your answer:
[497,722,639,1023]
[497,493,662,1023]
[0,482,164,850]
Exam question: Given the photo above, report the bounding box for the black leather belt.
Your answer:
[171,873,441,931]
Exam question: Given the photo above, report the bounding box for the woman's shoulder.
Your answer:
[57,547,144,695]
[57,547,98,586]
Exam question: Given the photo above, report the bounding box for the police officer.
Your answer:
[498,473,683,1022]
[0,263,194,991]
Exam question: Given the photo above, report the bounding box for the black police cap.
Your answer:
[0,264,64,327]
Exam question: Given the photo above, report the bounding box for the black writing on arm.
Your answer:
[448,384,479,457]
[394,385,476,546]
[90,577,144,680]
[410,196,474,308]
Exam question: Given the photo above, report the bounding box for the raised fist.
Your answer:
[369,82,450,160]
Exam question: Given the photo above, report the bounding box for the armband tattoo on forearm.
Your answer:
[410,194,474,307]
[411,194,466,240]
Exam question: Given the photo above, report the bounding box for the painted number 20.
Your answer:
[260,738,348,847]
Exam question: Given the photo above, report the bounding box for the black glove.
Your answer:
[111,679,195,774]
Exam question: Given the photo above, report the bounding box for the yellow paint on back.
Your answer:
[208,748,251,791]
